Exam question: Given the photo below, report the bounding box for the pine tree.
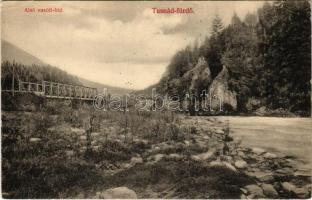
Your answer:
[258,0,311,113]
[211,14,224,38]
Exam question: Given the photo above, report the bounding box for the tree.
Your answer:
[211,14,224,38]
[220,13,260,111]
[244,12,258,27]
[201,14,225,79]
[258,0,311,113]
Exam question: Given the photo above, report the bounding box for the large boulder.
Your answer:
[261,184,279,198]
[130,156,143,165]
[191,150,215,161]
[245,184,265,198]
[208,65,237,112]
[234,160,247,169]
[96,187,137,199]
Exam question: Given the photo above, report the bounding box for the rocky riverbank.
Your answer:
[86,116,311,199]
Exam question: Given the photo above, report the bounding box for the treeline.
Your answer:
[156,1,311,114]
[1,61,82,90]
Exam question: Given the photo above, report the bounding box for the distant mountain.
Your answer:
[1,40,46,66]
[132,83,156,98]
[78,77,133,95]
[1,40,132,95]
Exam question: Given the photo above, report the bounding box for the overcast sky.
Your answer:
[2,1,265,90]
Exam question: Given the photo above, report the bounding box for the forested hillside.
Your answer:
[1,40,83,90]
[153,1,311,115]
[1,61,82,91]
[1,41,132,95]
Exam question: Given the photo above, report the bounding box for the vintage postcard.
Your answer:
[1,1,311,199]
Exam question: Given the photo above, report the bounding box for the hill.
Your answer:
[1,40,132,95]
[147,1,310,116]
[1,40,46,66]
[78,77,132,96]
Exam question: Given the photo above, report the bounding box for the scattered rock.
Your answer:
[293,187,309,198]
[65,150,74,157]
[71,128,84,135]
[215,129,224,134]
[259,175,275,183]
[203,135,210,140]
[221,155,233,163]
[306,184,312,193]
[209,160,224,167]
[91,132,100,137]
[261,184,278,198]
[237,151,246,158]
[153,154,165,162]
[246,194,255,199]
[234,160,247,169]
[154,146,160,151]
[130,156,143,165]
[80,136,87,140]
[29,137,42,143]
[119,135,126,140]
[240,188,248,194]
[245,184,264,198]
[123,163,131,169]
[133,139,149,145]
[92,146,100,152]
[294,168,311,177]
[281,182,296,193]
[240,194,247,199]
[76,192,84,198]
[191,155,201,161]
[246,171,274,183]
[275,168,294,175]
[184,140,190,146]
[223,162,237,172]
[263,152,277,159]
[96,187,137,199]
[191,150,215,161]
[79,147,86,153]
[168,153,183,160]
[281,182,309,198]
[252,147,265,155]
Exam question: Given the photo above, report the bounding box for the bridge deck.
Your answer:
[3,80,98,101]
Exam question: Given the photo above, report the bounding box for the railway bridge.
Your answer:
[4,80,98,101]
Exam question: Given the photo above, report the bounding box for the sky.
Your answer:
[1,1,265,90]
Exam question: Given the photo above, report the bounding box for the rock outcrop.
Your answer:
[208,65,237,112]
[183,57,212,93]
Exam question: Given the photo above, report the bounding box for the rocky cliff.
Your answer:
[183,57,212,93]
[184,57,238,113]
[208,65,237,112]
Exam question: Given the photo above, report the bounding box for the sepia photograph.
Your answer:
[1,0,311,199]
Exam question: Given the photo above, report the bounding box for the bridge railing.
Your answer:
[17,80,97,100]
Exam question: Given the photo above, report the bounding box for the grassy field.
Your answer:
[2,103,248,198]
[2,101,311,198]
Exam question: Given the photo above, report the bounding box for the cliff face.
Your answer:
[139,56,238,113]
[182,57,237,113]
[208,65,237,112]
[183,57,212,93]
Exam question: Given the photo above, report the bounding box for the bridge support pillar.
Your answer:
[42,81,45,94]
[57,83,60,97]
[50,83,53,95]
